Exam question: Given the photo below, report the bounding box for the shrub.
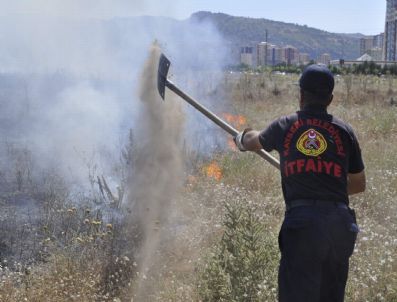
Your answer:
[198,199,279,302]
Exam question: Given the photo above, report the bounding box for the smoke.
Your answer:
[0,7,229,195]
[0,1,232,299]
[127,43,184,300]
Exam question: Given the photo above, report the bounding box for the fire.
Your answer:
[222,113,247,128]
[222,113,247,151]
[204,161,223,181]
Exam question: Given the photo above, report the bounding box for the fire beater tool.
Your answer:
[157,53,280,170]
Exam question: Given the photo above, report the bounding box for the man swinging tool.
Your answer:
[234,64,366,302]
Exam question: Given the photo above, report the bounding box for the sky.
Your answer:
[178,0,386,35]
[0,0,386,35]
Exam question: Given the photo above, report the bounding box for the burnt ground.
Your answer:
[0,192,42,265]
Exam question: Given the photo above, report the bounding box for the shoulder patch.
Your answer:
[296,129,327,157]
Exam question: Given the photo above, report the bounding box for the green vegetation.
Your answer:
[230,61,397,77]
[333,61,397,76]
[198,200,279,302]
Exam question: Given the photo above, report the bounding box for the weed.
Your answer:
[198,199,279,302]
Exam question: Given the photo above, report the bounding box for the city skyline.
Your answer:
[240,42,332,68]
[239,1,394,66]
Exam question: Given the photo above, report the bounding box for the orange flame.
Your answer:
[222,113,247,128]
[205,161,223,181]
[222,113,247,151]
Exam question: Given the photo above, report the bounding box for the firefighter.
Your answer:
[234,64,366,302]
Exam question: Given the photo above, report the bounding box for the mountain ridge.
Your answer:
[190,11,363,60]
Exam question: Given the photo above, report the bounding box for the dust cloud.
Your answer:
[127,44,185,300]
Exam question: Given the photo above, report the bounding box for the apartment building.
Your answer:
[270,45,299,66]
[374,33,384,49]
[384,0,397,61]
[318,53,331,65]
[360,33,384,56]
[257,42,278,66]
[240,43,308,67]
[240,47,254,67]
[360,37,376,55]
[299,53,311,65]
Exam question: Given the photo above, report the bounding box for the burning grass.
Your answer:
[204,161,223,181]
[0,72,396,301]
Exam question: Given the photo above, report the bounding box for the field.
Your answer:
[0,71,396,301]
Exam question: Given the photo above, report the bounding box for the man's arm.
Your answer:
[234,129,263,152]
[347,171,366,195]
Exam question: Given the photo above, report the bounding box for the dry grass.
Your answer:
[151,73,397,301]
[0,72,396,301]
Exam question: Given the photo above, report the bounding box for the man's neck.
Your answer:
[301,104,328,112]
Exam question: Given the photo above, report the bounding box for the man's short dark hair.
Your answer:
[299,64,334,106]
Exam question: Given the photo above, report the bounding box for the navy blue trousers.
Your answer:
[278,205,358,302]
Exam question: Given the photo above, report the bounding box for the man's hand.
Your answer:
[234,128,264,152]
[347,171,366,195]
[234,128,251,151]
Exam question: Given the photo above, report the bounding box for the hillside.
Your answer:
[191,11,361,60]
